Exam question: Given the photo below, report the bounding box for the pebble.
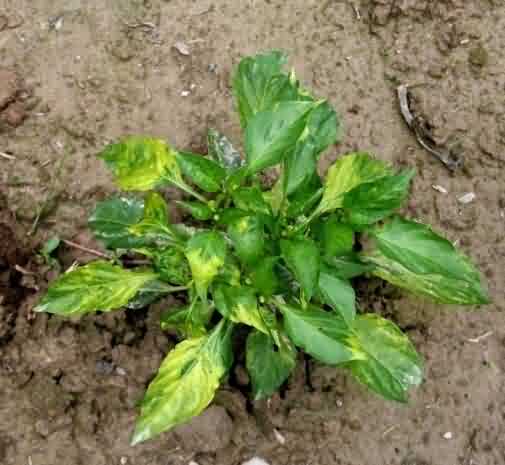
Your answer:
[174,41,191,56]
[458,192,476,204]
[443,431,453,440]
[95,359,114,375]
[432,185,448,194]
[242,458,270,465]
[273,429,286,445]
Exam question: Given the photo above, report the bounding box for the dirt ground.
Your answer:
[1,1,504,464]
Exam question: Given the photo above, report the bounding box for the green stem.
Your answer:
[164,177,209,204]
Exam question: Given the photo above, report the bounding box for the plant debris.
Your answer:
[397,84,463,171]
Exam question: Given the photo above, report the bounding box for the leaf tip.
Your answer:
[130,424,150,446]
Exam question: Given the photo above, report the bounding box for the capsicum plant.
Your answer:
[36,51,489,445]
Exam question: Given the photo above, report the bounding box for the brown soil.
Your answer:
[1,1,504,464]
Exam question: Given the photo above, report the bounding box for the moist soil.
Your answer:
[1,1,505,464]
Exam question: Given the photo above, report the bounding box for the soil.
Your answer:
[1,1,504,464]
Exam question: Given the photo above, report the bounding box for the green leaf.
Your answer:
[318,267,356,324]
[35,261,157,316]
[284,101,340,195]
[132,319,234,444]
[233,51,299,128]
[249,257,279,298]
[325,254,374,279]
[207,129,243,171]
[129,193,177,247]
[160,300,213,337]
[284,137,318,196]
[362,216,490,305]
[245,101,315,174]
[176,201,214,221]
[246,329,296,400]
[313,216,354,259]
[343,169,415,227]
[317,152,391,215]
[185,231,227,300]
[88,196,145,249]
[278,303,360,364]
[348,314,423,402]
[152,247,190,285]
[227,214,264,266]
[232,186,272,216]
[285,172,323,218]
[280,238,320,300]
[176,152,226,193]
[99,137,182,191]
[213,284,271,334]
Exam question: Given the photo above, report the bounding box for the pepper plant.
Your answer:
[36,51,489,445]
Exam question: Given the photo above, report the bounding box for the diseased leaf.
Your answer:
[185,231,227,300]
[278,303,360,365]
[160,300,213,337]
[129,193,177,247]
[313,216,354,259]
[176,201,214,221]
[325,254,375,279]
[246,329,296,400]
[99,137,182,191]
[35,261,157,316]
[152,247,190,285]
[232,186,272,216]
[127,280,174,310]
[249,257,279,297]
[213,284,271,334]
[215,254,242,287]
[317,152,391,215]
[245,101,315,174]
[176,152,226,193]
[131,319,234,444]
[281,238,320,300]
[362,216,490,304]
[232,50,299,128]
[343,169,415,227]
[318,266,356,324]
[89,196,145,249]
[348,314,423,402]
[227,214,264,266]
[208,129,243,171]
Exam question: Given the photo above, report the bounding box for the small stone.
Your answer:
[174,41,190,56]
[242,458,270,465]
[273,429,286,445]
[458,192,476,204]
[95,360,114,375]
[188,462,200,465]
[2,102,26,127]
[174,406,233,452]
[235,364,250,386]
[120,457,128,465]
[0,68,21,109]
[180,90,190,97]
[469,44,488,68]
[443,431,453,440]
[115,366,127,377]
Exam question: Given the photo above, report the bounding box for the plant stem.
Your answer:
[62,239,111,259]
